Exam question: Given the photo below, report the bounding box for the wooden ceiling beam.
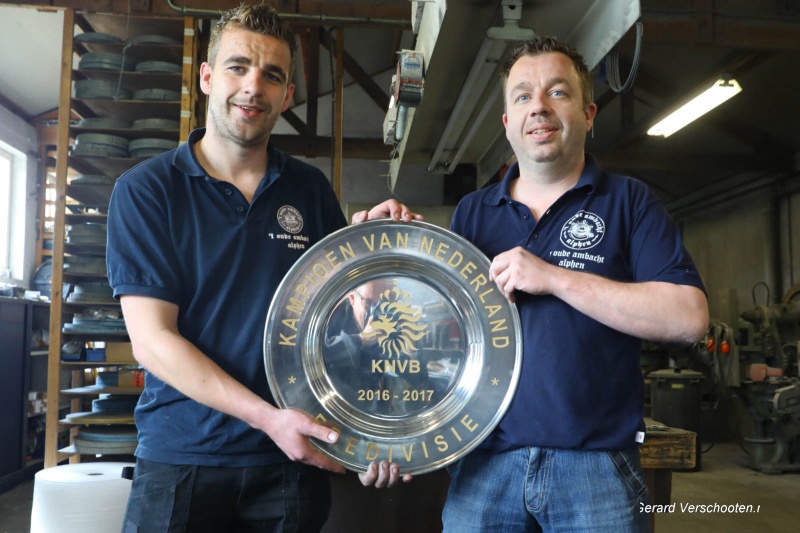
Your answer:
[280,109,307,135]
[169,0,409,23]
[8,1,410,27]
[319,27,389,113]
[639,6,800,50]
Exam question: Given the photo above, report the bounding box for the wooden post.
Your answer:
[333,27,344,200]
[180,16,199,142]
[44,7,74,469]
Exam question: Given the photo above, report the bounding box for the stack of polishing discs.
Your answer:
[75,79,132,100]
[65,221,107,244]
[132,87,181,101]
[78,52,136,72]
[76,117,132,129]
[74,426,138,455]
[135,60,181,73]
[132,34,180,45]
[66,281,115,304]
[129,138,178,158]
[71,174,117,185]
[71,133,129,158]
[132,117,180,130]
[62,255,107,275]
[74,32,124,44]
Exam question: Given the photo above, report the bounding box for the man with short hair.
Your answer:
[442,37,709,532]
[108,4,415,531]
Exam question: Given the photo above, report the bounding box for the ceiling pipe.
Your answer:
[166,0,410,28]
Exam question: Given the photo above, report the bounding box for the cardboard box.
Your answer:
[106,342,136,363]
[118,368,144,388]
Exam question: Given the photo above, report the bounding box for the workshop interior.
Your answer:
[0,0,799,531]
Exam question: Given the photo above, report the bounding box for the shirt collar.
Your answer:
[172,128,287,188]
[172,128,207,177]
[485,153,602,206]
[261,142,286,191]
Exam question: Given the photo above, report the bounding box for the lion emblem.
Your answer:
[361,286,427,358]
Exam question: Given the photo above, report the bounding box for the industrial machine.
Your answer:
[646,283,800,473]
[730,285,800,473]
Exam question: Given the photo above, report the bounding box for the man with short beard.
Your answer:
[443,37,709,533]
[107,4,415,531]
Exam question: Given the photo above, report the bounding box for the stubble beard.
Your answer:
[513,135,562,166]
[210,98,277,149]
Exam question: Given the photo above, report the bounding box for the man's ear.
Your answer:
[281,83,296,113]
[584,102,598,132]
[199,62,213,96]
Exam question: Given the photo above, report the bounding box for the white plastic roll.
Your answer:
[30,462,133,533]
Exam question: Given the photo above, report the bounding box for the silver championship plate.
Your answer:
[264,220,521,475]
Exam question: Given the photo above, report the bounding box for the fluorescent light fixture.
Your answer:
[647,78,742,137]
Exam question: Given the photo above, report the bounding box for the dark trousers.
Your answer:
[122,458,331,533]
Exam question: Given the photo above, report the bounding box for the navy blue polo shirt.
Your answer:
[451,155,704,452]
[107,128,347,466]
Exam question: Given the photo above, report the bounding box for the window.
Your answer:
[0,146,12,278]
[0,142,27,282]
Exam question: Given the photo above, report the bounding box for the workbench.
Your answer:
[641,417,698,532]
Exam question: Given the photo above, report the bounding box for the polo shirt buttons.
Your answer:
[236,206,244,212]
[523,214,530,220]
[224,188,232,195]
[532,233,538,240]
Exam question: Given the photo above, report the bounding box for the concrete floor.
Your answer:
[0,477,33,533]
[1,442,797,533]
[653,442,798,533]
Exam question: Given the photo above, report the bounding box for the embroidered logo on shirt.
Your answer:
[277,205,304,234]
[560,210,605,250]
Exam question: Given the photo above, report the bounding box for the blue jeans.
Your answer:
[442,447,650,533]
[121,458,330,532]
